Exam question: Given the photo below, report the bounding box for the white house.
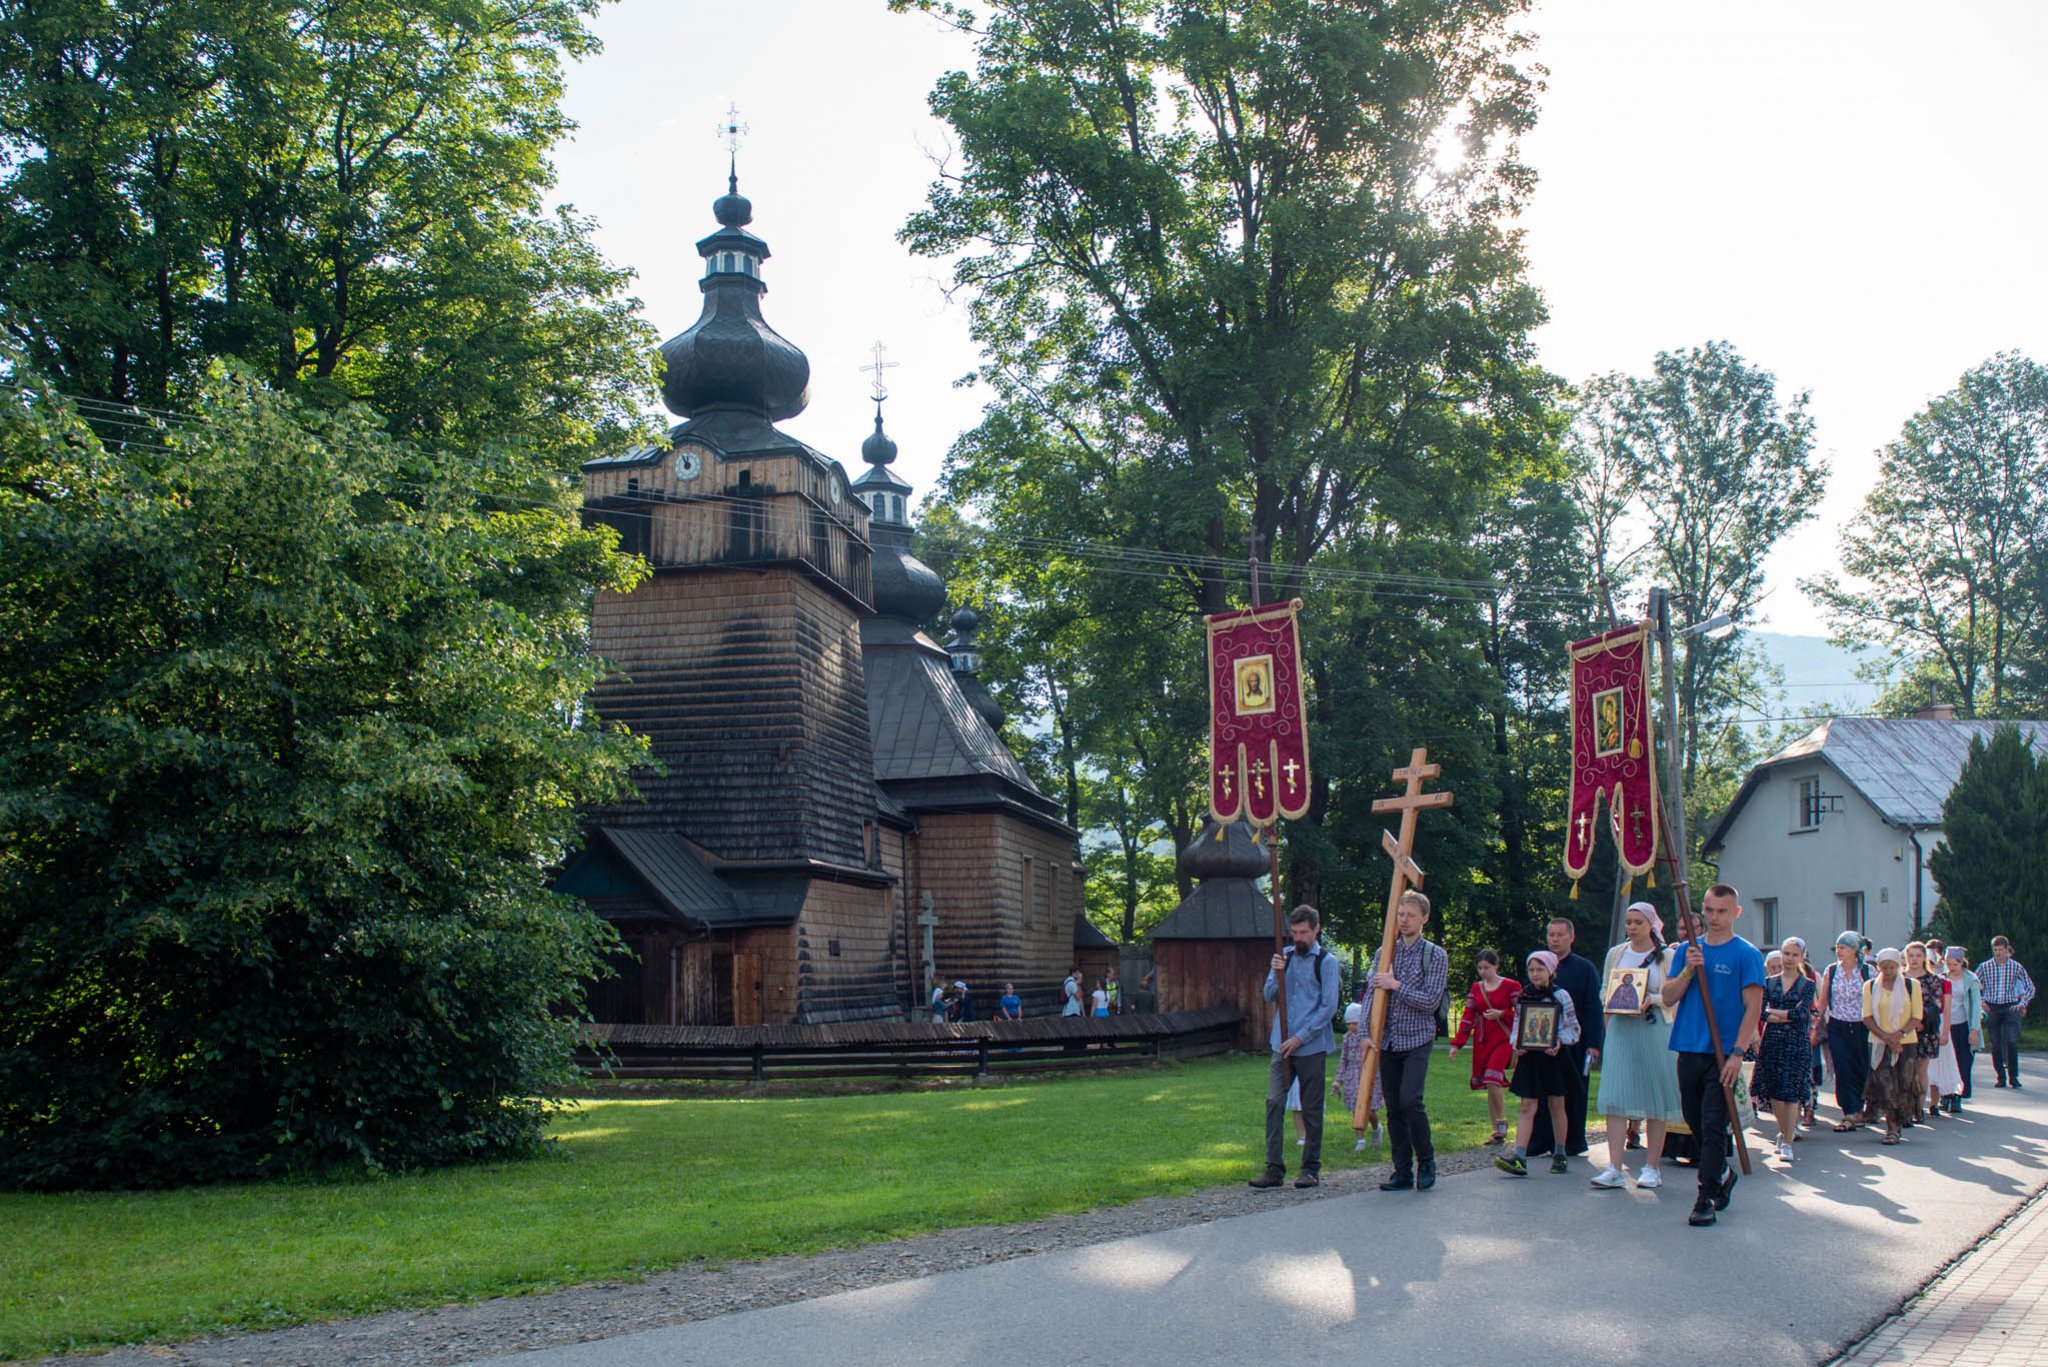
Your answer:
[1701,714,2048,953]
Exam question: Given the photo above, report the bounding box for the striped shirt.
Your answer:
[1977,957,2035,1009]
[1376,935,1449,1053]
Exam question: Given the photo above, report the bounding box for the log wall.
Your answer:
[1156,939,1279,1051]
[909,812,1087,1017]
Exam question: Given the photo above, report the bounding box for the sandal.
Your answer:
[1484,1132,1507,1146]
[1832,1120,1860,1132]
[1880,1132,1900,1145]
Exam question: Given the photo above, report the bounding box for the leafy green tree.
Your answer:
[0,364,647,1190]
[1928,726,2047,962]
[895,0,1564,930]
[0,0,654,465]
[1805,353,2048,719]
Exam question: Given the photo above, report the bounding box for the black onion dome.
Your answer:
[861,411,899,466]
[871,541,947,624]
[948,606,978,638]
[1177,819,1268,881]
[658,180,810,422]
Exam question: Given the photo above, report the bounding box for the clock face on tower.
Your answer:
[671,444,707,482]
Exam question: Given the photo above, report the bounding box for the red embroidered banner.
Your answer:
[1206,599,1311,825]
[1565,622,1659,884]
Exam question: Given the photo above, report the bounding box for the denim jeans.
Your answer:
[1985,1002,2024,1084]
[1950,1023,1975,1099]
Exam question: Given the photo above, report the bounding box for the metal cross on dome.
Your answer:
[861,340,899,403]
[716,103,749,157]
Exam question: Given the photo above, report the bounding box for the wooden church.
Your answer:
[557,172,1090,1026]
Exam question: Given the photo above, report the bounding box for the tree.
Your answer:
[0,364,648,1190]
[0,0,655,466]
[1805,352,2048,719]
[1928,726,2047,961]
[895,0,1563,928]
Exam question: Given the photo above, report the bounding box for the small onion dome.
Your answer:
[1177,819,1268,882]
[861,410,899,466]
[945,607,982,672]
[871,545,947,624]
[712,178,752,227]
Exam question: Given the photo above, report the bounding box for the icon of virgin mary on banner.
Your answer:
[1206,599,1311,825]
[1564,621,1659,896]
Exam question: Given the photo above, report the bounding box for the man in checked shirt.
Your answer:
[1364,889,1450,1191]
[1979,936,2036,1089]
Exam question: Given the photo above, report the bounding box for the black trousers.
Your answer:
[1380,1042,1435,1176]
[1951,1022,1975,1099]
[1524,1041,1589,1156]
[1676,1051,1732,1202]
[1985,1002,2024,1084]
[1265,1049,1328,1174]
[1826,1018,1869,1117]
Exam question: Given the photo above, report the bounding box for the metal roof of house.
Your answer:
[1702,717,2048,853]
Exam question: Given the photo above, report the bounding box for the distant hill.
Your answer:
[1750,631,1884,720]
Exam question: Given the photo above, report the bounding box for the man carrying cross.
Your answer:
[1368,890,1450,1191]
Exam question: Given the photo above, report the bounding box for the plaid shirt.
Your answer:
[1977,957,2035,1009]
[1376,934,1449,1053]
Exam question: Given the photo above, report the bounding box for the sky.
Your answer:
[552,0,2048,639]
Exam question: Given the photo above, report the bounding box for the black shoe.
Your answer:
[1416,1161,1436,1191]
[1294,1171,1320,1189]
[1248,1169,1286,1189]
[1379,1172,1416,1191]
[1688,1200,1717,1227]
[2013,1081,2023,1089]
[1994,1080,2008,1088]
[1713,1169,1738,1211]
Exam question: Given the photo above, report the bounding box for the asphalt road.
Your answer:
[467,1076,2048,1367]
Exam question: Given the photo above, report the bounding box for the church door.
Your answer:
[732,951,764,1027]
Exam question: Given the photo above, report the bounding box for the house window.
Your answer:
[1753,897,1777,947]
[1793,776,1822,831]
[1841,891,1865,935]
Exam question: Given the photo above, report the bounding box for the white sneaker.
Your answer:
[1354,1137,1368,1152]
[1636,1166,1663,1189]
[1590,1165,1627,1189]
[1296,1137,1305,1146]
[1778,1142,1794,1163]
[1369,1126,1384,1148]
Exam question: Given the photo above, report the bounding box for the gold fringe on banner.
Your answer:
[1647,869,1656,889]
[1570,881,1580,901]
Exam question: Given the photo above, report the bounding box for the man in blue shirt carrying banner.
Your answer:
[1662,882,1764,1228]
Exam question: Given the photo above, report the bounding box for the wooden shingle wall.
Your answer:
[908,812,1089,1016]
[792,877,901,1023]
[587,572,877,869]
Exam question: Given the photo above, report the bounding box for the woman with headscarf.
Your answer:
[1590,903,1683,1190]
[1814,929,1874,1130]
[1861,947,1922,1145]
[1751,937,1817,1163]
[1941,946,1982,1113]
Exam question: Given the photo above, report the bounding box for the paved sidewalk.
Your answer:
[469,1076,2048,1367]
[1833,1181,2048,1365]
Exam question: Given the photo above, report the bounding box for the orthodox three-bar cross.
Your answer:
[1355,748,1454,1129]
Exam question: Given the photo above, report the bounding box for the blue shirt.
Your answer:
[998,993,1022,1019]
[1667,934,1766,1054]
[1263,945,1342,1056]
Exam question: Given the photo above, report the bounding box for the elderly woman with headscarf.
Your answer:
[1861,947,1922,1145]
[1813,929,1874,1130]
[1590,903,1683,1190]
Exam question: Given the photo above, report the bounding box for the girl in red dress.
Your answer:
[1449,948,1521,1146]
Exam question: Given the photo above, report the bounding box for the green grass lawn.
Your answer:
[2,1049,1502,1359]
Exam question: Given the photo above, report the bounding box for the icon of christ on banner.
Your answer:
[1563,621,1659,891]
[1206,600,1311,825]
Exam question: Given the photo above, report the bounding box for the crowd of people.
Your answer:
[1252,886,2036,1229]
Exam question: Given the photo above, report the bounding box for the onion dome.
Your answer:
[871,540,947,624]
[945,607,1006,730]
[861,411,899,466]
[658,175,811,421]
[1177,819,1268,881]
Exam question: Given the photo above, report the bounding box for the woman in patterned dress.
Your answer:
[1905,942,1945,1124]
[1751,936,1817,1163]
[1449,949,1520,1147]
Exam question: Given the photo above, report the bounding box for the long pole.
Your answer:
[1654,588,1751,1176]
[1249,535,1288,1042]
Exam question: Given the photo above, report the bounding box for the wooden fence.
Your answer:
[578,1005,1243,1082]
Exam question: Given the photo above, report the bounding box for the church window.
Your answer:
[1022,857,1037,928]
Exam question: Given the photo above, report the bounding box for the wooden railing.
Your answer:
[577,1005,1242,1082]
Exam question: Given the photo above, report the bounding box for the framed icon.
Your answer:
[1515,1000,1560,1052]
[1234,654,1276,716]
[1593,686,1625,757]
[1603,964,1652,1016]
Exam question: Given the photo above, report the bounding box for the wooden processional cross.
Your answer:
[1354,748,1454,1130]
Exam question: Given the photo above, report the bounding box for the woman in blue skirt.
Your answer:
[1592,902,1684,1191]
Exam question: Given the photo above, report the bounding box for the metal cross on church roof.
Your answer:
[862,340,899,403]
[716,102,749,157]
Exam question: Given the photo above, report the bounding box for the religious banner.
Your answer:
[1564,621,1659,893]
[1206,599,1311,825]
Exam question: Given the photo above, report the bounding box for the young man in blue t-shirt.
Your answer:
[1662,882,1765,1228]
